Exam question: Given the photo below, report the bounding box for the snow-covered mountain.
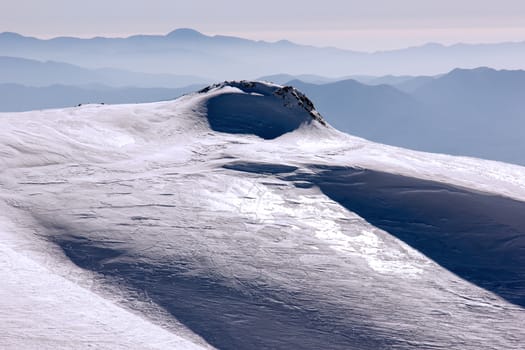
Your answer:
[1,81,524,349]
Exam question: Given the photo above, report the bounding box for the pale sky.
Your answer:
[1,0,525,51]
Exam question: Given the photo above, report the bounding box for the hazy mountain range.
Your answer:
[2,28,525,77]
[290,67,525,165]
[258,73,437,91]
[0,56,209,88]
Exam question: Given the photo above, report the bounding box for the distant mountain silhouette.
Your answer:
[352,75,415,86]
[354,75,441,94]
[292,67,525,166]
[166,28,207,40]
[389,76,438,93]
[260,73,440,93]
[258,74,342,85]
[0,56,209,88]
[288,79,424,147]
[409,67,525,163]
[1,29,525,78]
[0,83,201,112]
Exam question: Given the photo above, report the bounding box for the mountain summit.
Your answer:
[166,28,206,39]
[197,81,326,139]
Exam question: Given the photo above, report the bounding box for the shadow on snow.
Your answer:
[282,164,525,307]
[51,161,525,350]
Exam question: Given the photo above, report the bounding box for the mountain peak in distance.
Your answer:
[166,28,206,39]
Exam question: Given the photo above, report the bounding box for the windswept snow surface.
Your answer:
[1,81,525,349]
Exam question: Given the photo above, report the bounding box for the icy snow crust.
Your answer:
[1,81,525,349]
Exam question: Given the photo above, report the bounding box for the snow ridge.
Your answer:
[198,80,326,126]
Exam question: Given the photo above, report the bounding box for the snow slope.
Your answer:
[1,81,524,349]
